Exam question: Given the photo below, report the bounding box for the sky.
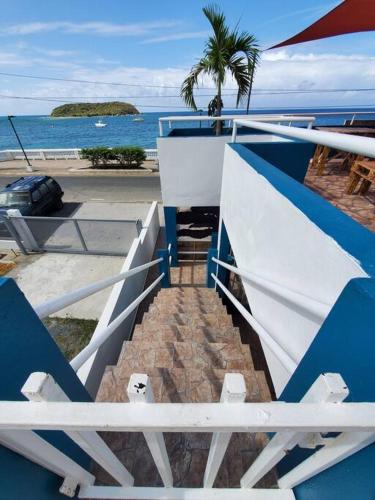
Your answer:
[0,0,374,115]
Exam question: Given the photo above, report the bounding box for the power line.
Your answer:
[0,71,375,94]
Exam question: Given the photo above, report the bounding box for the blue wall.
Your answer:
[0,278,92,500]
[279,278,375,500]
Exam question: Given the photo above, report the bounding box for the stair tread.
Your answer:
[96,366,261,403]
[118,339,253,372]
[132,324,242,345]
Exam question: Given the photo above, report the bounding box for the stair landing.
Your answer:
[95,286,276,488]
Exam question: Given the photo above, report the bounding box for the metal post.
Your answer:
[207,248,218,288]
[157,249,170,288]
[7,116,33,172]
[73,220,88,252]
[127,374,173,487]
[204,374,246,487]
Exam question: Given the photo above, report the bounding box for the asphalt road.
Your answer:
[0,175,162,203]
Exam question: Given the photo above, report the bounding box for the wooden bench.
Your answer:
[347,160,375,195]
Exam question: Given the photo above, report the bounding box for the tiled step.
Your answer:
[96,365,261,404]
[117,340,254,372]
[148,303,223,315]
[153,294,223,305]
[142,312,233,328]
[132,324,242,345]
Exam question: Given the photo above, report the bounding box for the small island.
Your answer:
[50,101,139,117]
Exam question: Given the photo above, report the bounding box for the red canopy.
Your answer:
[269,0,375,49]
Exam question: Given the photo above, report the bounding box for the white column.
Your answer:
[204,374,246,488]
[127,374,173,487]
[241,373,349,488]
[22,372,134,487]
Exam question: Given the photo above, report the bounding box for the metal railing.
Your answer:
[0,148,158,162]
[0,371,373,498]
[32,255,163,370]
[158,114,315,136]
[3,213,142,256]
[211,272,297,373]
[231,120,375,159]
[212,257,331,322]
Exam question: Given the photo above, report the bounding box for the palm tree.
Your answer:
[181,4,259,135]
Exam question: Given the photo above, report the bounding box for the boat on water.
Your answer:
[133,115,144,122]
[95,119,107,128]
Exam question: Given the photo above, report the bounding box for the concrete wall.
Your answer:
[220,143,374,395]
[78,202,160,397]
[157,132,292,207]
[0,277,91,500]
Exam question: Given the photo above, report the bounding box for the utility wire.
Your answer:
[0,71,375,94]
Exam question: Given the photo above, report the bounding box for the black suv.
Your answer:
[0,176,64,216]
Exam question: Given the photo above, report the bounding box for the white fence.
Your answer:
[0,148,158,162]
[0,371,373,499]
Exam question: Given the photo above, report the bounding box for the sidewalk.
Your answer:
[0,159,159,177]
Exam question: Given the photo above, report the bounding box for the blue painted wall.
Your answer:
[0,278,92,500]
[278,278,375,500]
[244,141,315,183]
[164,206,178,266]
[231,143,375,277]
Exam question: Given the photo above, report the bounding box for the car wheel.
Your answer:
[54,199,64,211]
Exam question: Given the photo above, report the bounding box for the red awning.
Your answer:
[269,0,375,49]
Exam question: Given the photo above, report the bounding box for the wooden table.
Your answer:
[347,160,375,195]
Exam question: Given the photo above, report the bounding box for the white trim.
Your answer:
[0,401,374,433]
[232,120,375,159]
[78,486,295,499]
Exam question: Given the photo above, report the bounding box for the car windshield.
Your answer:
[0,191,31,206]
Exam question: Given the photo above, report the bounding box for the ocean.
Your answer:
[0,107,374,150]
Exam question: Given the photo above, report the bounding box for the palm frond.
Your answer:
[180,58,210,110]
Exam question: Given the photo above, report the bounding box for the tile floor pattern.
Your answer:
[95,286,276,488]
[305,160,375,232]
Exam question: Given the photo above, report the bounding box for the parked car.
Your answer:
[0,176,64,217]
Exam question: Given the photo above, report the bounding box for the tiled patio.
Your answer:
[305,160,375,232]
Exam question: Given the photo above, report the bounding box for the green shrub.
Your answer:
[80,146,146,168]
[112,146,146,167]
[80,146,115,167]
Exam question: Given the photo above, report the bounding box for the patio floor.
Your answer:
[304,159,375,233]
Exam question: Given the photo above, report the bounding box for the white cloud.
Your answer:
[0,50,374,115]
[1,20,181,37]
[142,31,209,44]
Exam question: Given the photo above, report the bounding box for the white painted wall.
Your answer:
[78,202,160,397]
[157,134,291,207]
[220,146,368,396]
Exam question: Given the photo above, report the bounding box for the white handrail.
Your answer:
[211,273,298,373]
[70,273,164,371]
[35,258,162,319]
[231,120,375,158]
[212,257,331,321]
[1,400,374,432]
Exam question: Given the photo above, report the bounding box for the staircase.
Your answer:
[95,286,276,488]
